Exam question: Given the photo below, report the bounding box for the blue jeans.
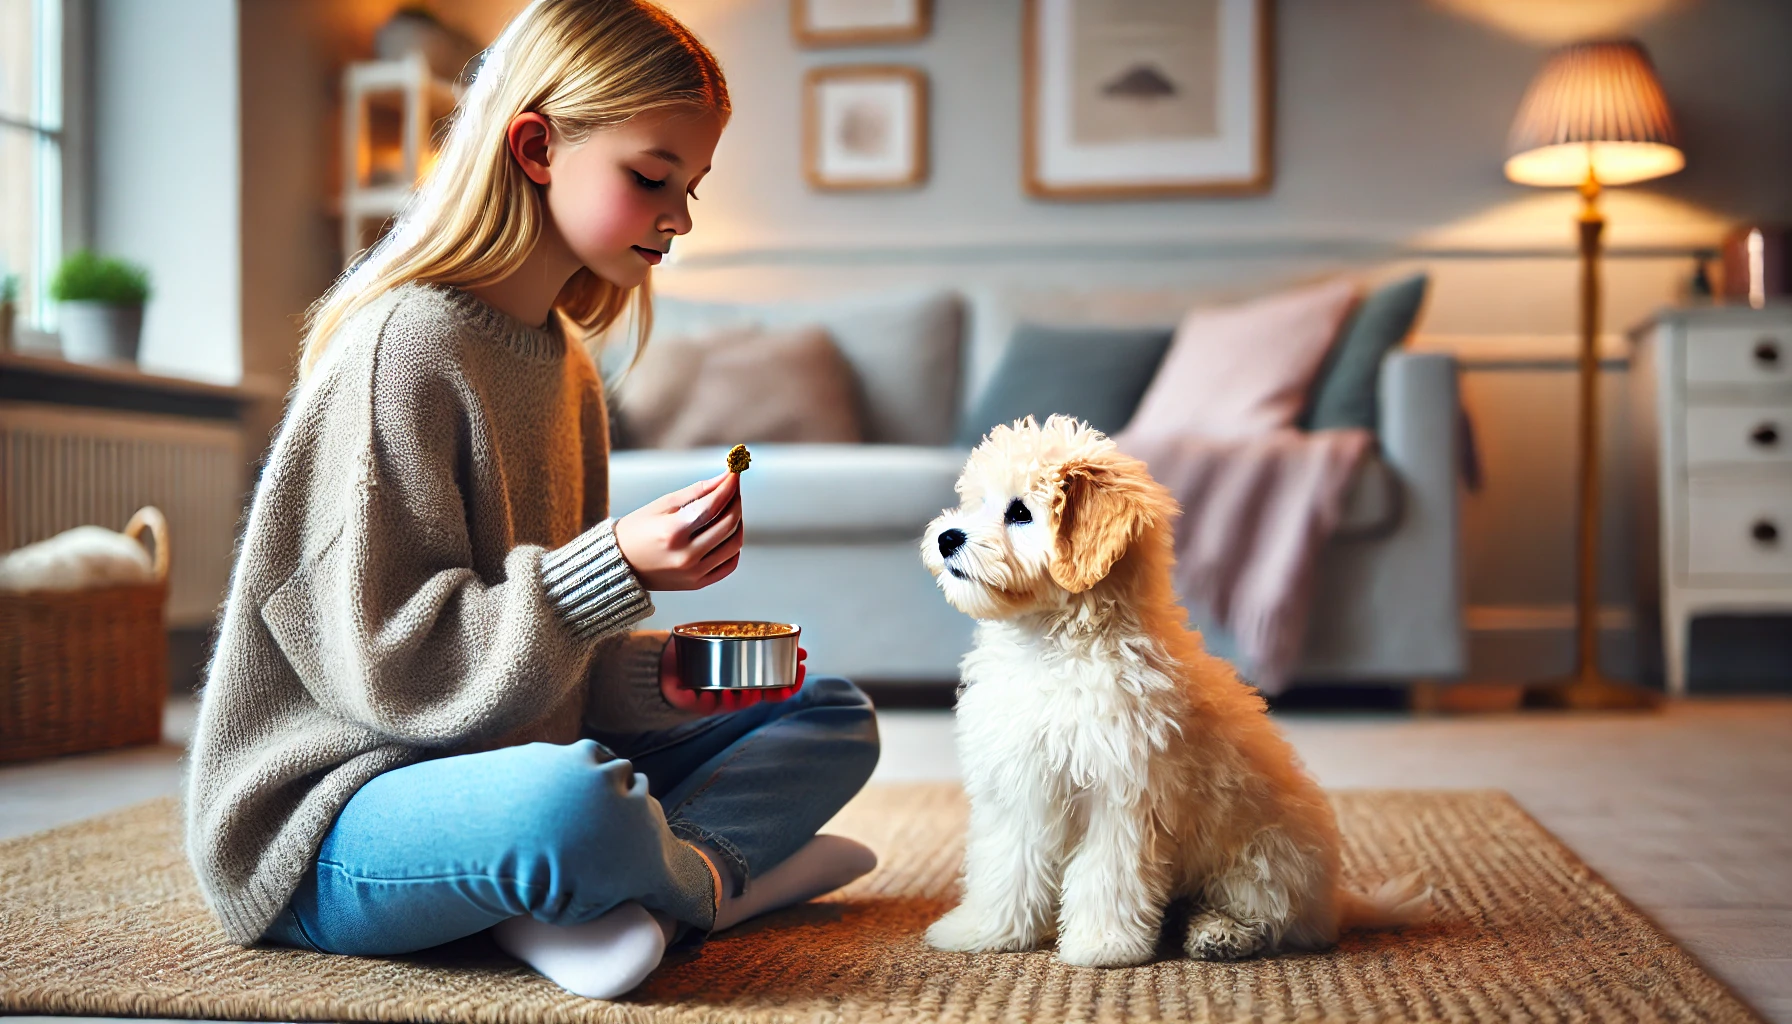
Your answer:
[261,676,879,956]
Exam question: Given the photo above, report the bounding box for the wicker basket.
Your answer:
[0,507,170,762]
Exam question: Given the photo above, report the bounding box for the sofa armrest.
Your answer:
[1301,351,1466,679]
[1377,350,1466,675]
[1379,351,1457,486]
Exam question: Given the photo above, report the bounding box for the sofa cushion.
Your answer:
[1301,273,1429,432]
[648,289,964,446]
[955,323,1173,446]
[608,444,967,540]
[613,324,863,448]
[1126,278,1360,442]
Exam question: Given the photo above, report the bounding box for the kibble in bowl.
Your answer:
[673,620,800,690]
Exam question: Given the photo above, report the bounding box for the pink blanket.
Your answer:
[1116,427,1374,694]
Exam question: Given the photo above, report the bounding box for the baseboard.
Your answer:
[1466,604,1634,632]
[857,680,957,709]
[1464,605,1643,684]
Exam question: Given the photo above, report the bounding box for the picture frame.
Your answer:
[792,0,931,48]
[803,65,929,191]
[1022,0,1273,199]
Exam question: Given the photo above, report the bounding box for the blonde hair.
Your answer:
[298,0,728,377]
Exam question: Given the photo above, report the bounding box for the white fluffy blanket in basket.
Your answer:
[0,526,155,592]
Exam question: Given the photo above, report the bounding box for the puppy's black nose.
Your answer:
[938,529,967,558]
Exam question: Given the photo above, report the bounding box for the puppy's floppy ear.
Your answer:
[1048,451,1172,593]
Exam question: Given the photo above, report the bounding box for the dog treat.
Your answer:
[726,443,751,473]
[674,620,796,639]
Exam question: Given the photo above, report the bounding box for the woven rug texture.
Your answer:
[0,784,1761,1024]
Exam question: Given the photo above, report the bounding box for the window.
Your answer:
[1,0,62,330]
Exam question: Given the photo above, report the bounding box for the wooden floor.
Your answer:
[4,696,1788,1023]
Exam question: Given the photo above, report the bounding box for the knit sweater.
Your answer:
[185,283,713,946]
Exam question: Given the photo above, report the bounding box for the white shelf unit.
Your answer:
[1629,304,1792,694]
[339,54,460,266]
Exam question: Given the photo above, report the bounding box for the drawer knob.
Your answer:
[1755,338,1782,368]
[1751,422,1781,448]
[1753,519,1780,546]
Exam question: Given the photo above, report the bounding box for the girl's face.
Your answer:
[541,107,724,290]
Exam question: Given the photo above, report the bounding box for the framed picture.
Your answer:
[792,0,931,48]
[1023,0,1272,199]
[803,65,929,191]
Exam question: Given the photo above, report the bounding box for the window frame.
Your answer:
[2,0,88,333]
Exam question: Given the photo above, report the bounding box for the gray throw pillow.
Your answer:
[955,324,1174,447]
[1301,273,1429,432]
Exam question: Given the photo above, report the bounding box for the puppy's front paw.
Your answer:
[1054,923,1157,969]
[924,906,986,951]
[1183,909,1267,961]
[925,905,1042,954]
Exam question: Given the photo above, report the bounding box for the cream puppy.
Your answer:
[920,416,1427,968]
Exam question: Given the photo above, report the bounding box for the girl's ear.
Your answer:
[506,113,553,185]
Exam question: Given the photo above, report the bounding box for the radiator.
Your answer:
[0,402,246,628]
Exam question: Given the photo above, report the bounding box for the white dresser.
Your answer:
[1629,305,1792,694]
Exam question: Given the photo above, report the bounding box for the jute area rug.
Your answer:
[0,785,1761,1024]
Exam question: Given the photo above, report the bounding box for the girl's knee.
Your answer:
[514,741,655,848]
[797,677,880,783]
[800,675,875,712]
[505,743,688,912]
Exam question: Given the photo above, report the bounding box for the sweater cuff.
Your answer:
[541,518,653,640]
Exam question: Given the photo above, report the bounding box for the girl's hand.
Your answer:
[660,640,806,716]
[615,472,743,591]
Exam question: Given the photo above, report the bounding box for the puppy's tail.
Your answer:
[1338,872,1433,931]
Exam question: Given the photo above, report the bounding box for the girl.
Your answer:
[184,0,879,1000]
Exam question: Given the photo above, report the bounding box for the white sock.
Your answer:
[489,835,878,997]
[491,900,674,1000]
[711,834,877,932]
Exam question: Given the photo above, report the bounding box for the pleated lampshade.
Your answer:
[1505,39,1683,187]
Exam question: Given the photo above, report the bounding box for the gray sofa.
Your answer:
[608,287,1465,688]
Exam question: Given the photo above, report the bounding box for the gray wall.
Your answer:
[641,0,1789,684]
[227,0,1791,684]
[91,0,239,384]
[657,0,1787,268]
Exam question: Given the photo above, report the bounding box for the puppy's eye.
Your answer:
[1004,498,1033,525]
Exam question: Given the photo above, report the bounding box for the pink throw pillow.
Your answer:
[1124,278,1360,442]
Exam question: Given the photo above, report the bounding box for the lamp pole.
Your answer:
[1504,39,1681,709]
[1534,165,1659,710]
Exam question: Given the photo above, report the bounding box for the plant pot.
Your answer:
[59,301,143,365]
[0,301,14,353]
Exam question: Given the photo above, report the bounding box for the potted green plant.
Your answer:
[0,274,16,353]
[50,250,151,365]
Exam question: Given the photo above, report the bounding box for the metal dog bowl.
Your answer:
[673,621,801,691]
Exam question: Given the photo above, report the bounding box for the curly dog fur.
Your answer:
[920,415,1428,968]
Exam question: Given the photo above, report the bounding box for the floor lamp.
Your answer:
[1504,40,1685,710]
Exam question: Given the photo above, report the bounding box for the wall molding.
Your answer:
[666,235,1713,270]
[1414,333,1634,369]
